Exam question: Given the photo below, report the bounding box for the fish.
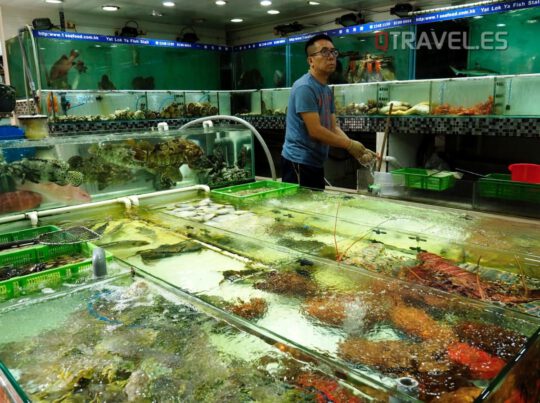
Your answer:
[137,241,202,262]
[98,74,116,90]
[17,181,91,205]
[49,50,80,82]
[450,65,498,77]
[0,190,42,213]
[99,240,150,249]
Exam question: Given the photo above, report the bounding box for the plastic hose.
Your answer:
[179,115,277,181]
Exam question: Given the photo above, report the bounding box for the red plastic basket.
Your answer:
[508,164,540,184]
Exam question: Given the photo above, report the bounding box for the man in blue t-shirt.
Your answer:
[281,34,375,189]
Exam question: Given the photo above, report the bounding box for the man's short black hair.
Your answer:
[305,34,333,56]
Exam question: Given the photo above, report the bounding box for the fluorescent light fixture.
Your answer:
[496,23,506,27]
[163,1,176,6]
[102,5,120,11]
[215,0,227,4]
[473,15,483,19]
[267,10,280,14]
[260,1,272,6]
[45,0,64,4]
[308,1,320,5]
[231,18,243,23]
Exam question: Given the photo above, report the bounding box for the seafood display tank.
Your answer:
[34,74,540,129]
[0,126,255,216]
[0,186,538,402]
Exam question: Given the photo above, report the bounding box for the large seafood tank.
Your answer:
[42,89,221,123]
[4,188,539,402]
[0,273,386,402]
[430,77,495,115]
[227,90,262,116]
[261,88,290,116]
[379,80,431,115]
[232,45,287,90]
[467,7,540,76]
[5,32,224,96]
[0,126,254,216]
[497,74,540,116]
[333,82,379,116]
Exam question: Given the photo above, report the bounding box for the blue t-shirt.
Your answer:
[282,72,335,168]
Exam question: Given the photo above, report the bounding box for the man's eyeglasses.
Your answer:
[309,48,339,58]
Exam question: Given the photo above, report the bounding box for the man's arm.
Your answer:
[331,113,349,140]
[300,111,351,149]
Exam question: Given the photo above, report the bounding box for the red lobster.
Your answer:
[405,252,540,304]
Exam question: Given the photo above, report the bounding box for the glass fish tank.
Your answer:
[0,274,384,402]
[261,88,290,116]
[227,90,262,116]
[332,82,379,116]
[431,77,495,116]
[145,191,540,318]
[499,74,540,116]
[6,192,538,403]
[5,32,224,98]
[0,127,255,217]
[232,45,287,90]
[379,80,431,116]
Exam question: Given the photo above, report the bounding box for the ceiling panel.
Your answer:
[0,1,467,29]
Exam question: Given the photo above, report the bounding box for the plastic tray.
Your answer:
[391,168,456,191]
[211,180,299,202]
[0,242,113,301]
[0,225,60,245]
[478,174,540,203]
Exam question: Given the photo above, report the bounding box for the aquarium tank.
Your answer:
[232,45,287,90]
[6,32,225,98]
[3,191,537,403]
[0,127,254,217]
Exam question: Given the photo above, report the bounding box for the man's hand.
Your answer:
[346,140,366,159]
[358,149,377,165]
[347,140,377,166]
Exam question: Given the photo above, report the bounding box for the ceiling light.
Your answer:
[496,23,506,27]
[308,1,320,4]
[267,10,280,15]
[473,16,483,19]
[162,1,175,6]
[260,1,272,6]
[45,0,63,4]
[102,5,120,11]
[215,0,227,5]
[231,18,243,23]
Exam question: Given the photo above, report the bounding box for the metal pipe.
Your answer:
[180,115,277,181]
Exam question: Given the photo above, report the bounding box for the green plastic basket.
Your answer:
[211,180,300,203]
[0,242,113,301]
[391,168,456,191]
[0,225,60,245]
[478,174,540,203]
[0,360,30,403]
